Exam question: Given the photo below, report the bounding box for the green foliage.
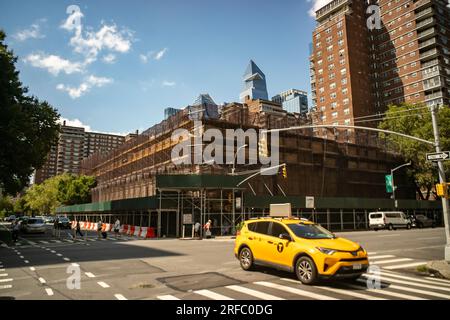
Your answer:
[21,174,96,215]
[0,30,60,195]
[378,103,450,199]
[0,195,14,218]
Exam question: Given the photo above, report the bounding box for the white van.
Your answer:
[369,211,411,231]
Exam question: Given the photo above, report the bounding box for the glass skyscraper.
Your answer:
[239,60,269,102]
[272,89,309,114]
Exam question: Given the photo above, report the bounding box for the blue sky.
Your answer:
[0,0,323,135]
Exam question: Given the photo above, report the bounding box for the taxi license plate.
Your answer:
[353,264,362,270]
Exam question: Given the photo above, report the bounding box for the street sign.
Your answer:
[385,174,393,193]
[182,214,193,225]
[305,196,315,209]
[426,151,450,162]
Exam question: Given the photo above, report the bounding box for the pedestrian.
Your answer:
[12,221,20,243]
[194,221,201,239]
[74,220,83,239]
[97,219,103,239]
[114,218,121,238]
[204,219,212,239]
[53,217,60,238]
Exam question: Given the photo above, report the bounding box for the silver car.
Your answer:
[22,218,46,234]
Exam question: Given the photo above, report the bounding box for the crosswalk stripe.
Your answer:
[27,241,36,245]
[378,271,450,287]
[383,262,426,270]
[352,281,427,300]
[53,240,62,243]
[194,289,234,300]
[64,240,74,243]
[40,241,49,244]
[279,278,385,300]
[372,258,412,265]
[115,294,127,300]
[0,274,8,277]
[361,274,450,292]
[0,278,13,283]
[0,285,12,289]
[225,285,285,300]
[255,281,338,300]
[424,276,450,284]
[45,288,54,296]
[368,255,395,260]
[85,272,96,278]
[97,281,110,288]
[157,295,180,300]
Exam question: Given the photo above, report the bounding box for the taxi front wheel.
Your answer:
[295,257,318,285]
[239,247,254,271]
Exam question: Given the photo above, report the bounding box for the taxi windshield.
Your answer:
[287,223,335,239]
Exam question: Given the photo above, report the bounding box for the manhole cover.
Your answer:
[157,272,242,292]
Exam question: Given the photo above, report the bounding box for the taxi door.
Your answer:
[267,222,297,269]
[247,221,271,261]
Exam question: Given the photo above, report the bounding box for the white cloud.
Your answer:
[23,53,84,75]
[308,0,334,17]
[14,20,46,41]
[154,48,168,60]
[162,81,176,87]
[57,75,113,99]
[102,53,117,64]
[140,48,168,63]
[57,117,92,131]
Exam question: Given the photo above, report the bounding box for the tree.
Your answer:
[0,195,14,219]
[0,30,60,195]
[57,174,97,205]
[378,103,450,200]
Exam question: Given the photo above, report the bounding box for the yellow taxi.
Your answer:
[234,217,369,284]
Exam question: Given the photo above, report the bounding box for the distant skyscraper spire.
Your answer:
[239,60,268,102]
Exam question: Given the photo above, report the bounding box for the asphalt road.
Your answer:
[1,224,449,300]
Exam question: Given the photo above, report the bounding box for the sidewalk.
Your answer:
[426,260,450,280]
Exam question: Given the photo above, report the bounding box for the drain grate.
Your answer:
[157,272,242,292]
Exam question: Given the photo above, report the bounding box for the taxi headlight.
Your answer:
[317,247,337,255]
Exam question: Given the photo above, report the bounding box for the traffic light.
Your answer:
[282,165,287,179]
[436,183,449,198]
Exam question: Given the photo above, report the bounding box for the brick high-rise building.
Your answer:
[34,122,126,184]
[310,0,450,141]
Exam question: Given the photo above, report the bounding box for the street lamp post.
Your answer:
[231,144,247,175]
[430,104,450,262]
[391,162,412,208]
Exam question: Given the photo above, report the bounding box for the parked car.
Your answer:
[5,215,16,222]
[412,214,436,228]
[44,216,54,224]
[369,211,412,231]
[58,217,72,229]
[21,218,46,234]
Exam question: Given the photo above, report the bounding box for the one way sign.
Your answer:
[426,151,450,162]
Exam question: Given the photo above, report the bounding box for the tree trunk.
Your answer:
[414,181,426,200]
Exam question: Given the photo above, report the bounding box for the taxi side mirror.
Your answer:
[279,233,292,242]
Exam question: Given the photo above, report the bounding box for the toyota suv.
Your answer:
[234,217,369,284]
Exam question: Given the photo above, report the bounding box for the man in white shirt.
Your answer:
[114,218,120,238]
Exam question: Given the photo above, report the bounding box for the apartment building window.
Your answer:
[344,119,351,125]
[315,34,321,40]
[340,58,345,65]
[327,45,333,52]
[342,88,348,95]
[329,82,336,90]
[321,115,327,121]
[326,36,333,44]
[344,108,350,115]
[332,122,339,126]
[337,30,343,38]
[340,68,347,76]
[330,92,337,99]
[332,112,338,118]
[319,78,324,84]
[319,87,325,93]
[328,64,335,70]
[316,42,321,48]
[338,39,344,47]
[331,102,337,109]
[326,28,331,34]
[341,78,347,85]
[329,73,336,80]
[317,51,322,57]
[318,69,323,75]
[337,21,343,28]
[320,106,326,111]
[327,55,334,62]
[320,97,325,103]
[318,59,323,66]
[343,98,349,105]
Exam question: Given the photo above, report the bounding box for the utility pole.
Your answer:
[391,162,411,208]
[430,104,450,262]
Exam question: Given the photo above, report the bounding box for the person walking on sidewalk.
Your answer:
[53,217,60,238]
[12,220,20,242]
[194,221,201,239]
[74,220,83,239]
[113,218,121,238]
[97,219,103,239]
[204,219,212,239]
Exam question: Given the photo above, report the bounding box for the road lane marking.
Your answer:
[0,269,5,272]
[157,295,180,300]
[362,274,450,292]
[27,241,36,245]
[50,250,56,253]
[19,256,24,259]
[418,237,442,240]
[351,281,426,300]
[56,254,62,257]
[280,278,386,300]
[97,281,110,288]
[378,271,450,287]
[0,278,13,283]
[30,267,36,271]
[64,240,74,243]
[45,288,54,296]
[114,294,127,300]
[377,234,400,237]
[85,272,96,278]
[38,277,46,284]
[372,258,412,265]
[225,285,285,300]
[194,289,234,300]
[40,241,49,244]
[0,285,13,289]
[368,255,395,260]
[255,281,338,300]
[24,260,29,264]
[424,276,450,284]
[383,262,426,270]
[63,258,70,261]
[53,240,62,243]
[0,274,8,277]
